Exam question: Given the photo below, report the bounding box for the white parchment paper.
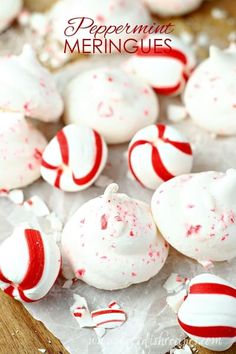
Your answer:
[0,33,236,354]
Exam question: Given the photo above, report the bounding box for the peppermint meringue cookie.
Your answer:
[0,0,22,33]
[178,274,236,351]
[0,112,47,190]
[0,45,63,122]
[144,0,203,17]
[64,67,159,144]
[151,169,236,262]
[49,0,151,53]
[61,184,169,290]
[128,124,193,190]
[184,46,236,135]
[0,225,61,302]
[41,124,108,192]
[125,34,196,96]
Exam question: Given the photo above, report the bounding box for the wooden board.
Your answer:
[0,1,235,354]
[0,290,68,354]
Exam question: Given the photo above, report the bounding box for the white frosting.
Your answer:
[64,67,159,144]
[0,112,47,190]
[184,46,236,135]
[49,0,151,52]
[151,169,236,262]
[0,45,63,122]
[125,34,196,96]
[178,274,236,351]
[61,184,169,290]
[144,0,203,16]
[128,124,193,190]
[0,0,22,33]
[0,224,61,302]
[41,124,108,192]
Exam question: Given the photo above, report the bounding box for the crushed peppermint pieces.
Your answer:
[71,295,127,337]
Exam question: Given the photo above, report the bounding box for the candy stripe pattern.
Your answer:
[0,226,61,302]
[178,274,236,351]
[128,124,193,190]
[125,34,196,96]
[91,307,126,329]
[41,124,108,192]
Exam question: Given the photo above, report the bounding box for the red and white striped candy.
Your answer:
[178,274,236,351]
[0,225,61,302]
[71,294,94,328]
[128,124,193,190]
[125,34,196,96]
[91,305,126,329]
[41,124,108,192]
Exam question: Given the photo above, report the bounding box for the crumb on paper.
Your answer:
[196,33,210,47]
[211,8,228,20]
[198,260,214,269]
[62,280,73,289]
[108,300,120,309]
[94,327,106,338]
[209,132,217,140]
[29,13,49,37]
[18,9,71,69]
[8,189,24,205]
[17,10,30,26]
[91,306,126,329]
[46,212,63,232]
[163,273,189,294]
[228,32,236,42]
[179,32,194,45]
[38,349,47,353]
[167,104,188,123]
[0,189,24,205]
[71,294,94,328]
[166,288,188,313]
[23,195,50,217]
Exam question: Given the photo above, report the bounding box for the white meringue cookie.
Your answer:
[144,0,203,17]
[184,46,236,135]
[0,0,22,33]
[178,274,236,351]
[151,169,236,262]
[0,45,63,122]
[41,124,108,192]
[61,184,169,290]
[128,124,193,190]
[64,67,159,144]
[0,112,47,190]
[0,224,61,302]
[49,0,151,52]
[125,34,196,96]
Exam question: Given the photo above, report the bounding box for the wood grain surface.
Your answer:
[0,290,68,354]
[0,1,235,354]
